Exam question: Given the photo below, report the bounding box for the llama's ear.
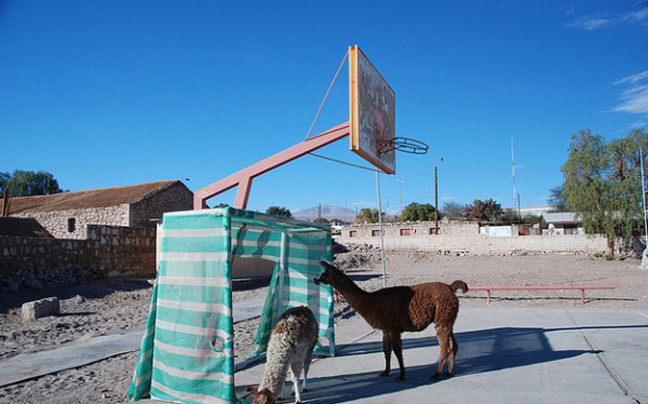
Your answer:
[320,260,334,270]
[245,385,259,394]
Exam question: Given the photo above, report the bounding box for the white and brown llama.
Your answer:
[246,306,318,404]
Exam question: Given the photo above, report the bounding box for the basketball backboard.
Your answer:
[349,45,396,174]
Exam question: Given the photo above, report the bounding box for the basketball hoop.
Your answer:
[379,137,429,156]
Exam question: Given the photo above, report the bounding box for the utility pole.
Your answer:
[434,166,439,234]
[1,186,12,217]
[345,200,348,223]
[511,138,519,223]
[641,148,648,243]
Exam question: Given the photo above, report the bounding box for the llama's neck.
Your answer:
[333,271,369,310]
[259,360,289,399]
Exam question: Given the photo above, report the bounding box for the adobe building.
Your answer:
[7,180,193,239]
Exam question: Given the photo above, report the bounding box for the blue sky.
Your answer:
[2,1,647,214]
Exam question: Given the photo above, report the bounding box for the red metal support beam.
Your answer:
[470,285,617,304]
[194,121,351,210]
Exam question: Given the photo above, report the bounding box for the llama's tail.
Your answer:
[450,280,469,294]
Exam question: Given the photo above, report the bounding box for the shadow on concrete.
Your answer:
[239,326,604,403]
[232,276,271,291]
[0,278,152,312]
[347,274,383,282]
[336,305,358,321]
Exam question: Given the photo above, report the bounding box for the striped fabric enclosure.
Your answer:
[128,208,334,403]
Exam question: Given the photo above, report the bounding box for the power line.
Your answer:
[308,152,387,173]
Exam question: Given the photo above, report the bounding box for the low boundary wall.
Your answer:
[336,233,609,255]
[0,225,156,292]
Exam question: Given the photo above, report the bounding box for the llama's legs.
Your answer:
[388,331,406,381]
[289,361,304,403]
[431,326,450,380]
[447,333,458,376]
[380,332,393,377]
[301,348,314,392]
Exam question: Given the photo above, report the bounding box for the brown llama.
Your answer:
[314,261,468,381]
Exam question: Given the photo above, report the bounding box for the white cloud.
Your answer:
[614,70,648,85]
[568,16,613,30]
[568,6,648,30]
[613,72,648,114]
[562,4,576,17]
[629,120,648,129]
[626,7,648,24]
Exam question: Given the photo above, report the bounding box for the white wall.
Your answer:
[336,233,608,255]
[479,226,513,237]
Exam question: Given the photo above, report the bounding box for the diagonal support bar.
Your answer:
[194,121,351,210]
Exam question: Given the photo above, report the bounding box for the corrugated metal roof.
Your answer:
[541,212,581,223]
[7,180,184,214]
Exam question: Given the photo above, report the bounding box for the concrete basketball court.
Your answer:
[235,307,648,404]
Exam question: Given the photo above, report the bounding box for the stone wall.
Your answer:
[13,205,130,239]
[336,233,610,255]
[337,221,610,255]
[0,224,156,293]
[130,182,193,228]
[342,220,480,239]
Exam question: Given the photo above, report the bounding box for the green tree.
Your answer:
[357,208,384,223]
[463,199,502,222]
[0,170,64,197]
[266,206,292,218]
[562,129,648,256]
[548,186,569,212]
[312,217,329,224]
[441,201,464,220]
[499,208,517,224]
[400,202,438,221]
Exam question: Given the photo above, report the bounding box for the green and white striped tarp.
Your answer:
[128,208,334,404]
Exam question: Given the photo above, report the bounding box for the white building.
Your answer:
[541,212,584,235]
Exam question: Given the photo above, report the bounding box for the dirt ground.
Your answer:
[1,252,646,403]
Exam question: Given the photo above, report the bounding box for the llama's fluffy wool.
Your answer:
[346,282,462,332]
[252,306,318,404]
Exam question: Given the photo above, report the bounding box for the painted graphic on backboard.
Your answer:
[349,45,396,174]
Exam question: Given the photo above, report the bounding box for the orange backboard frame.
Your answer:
[349,45,396,174]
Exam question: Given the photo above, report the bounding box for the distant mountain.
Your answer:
[293,204,355,222]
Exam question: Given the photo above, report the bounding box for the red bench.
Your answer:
[470,285,617,304]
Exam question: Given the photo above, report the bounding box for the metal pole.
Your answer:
[345,200,348,223]
[434,166,439,234]
[376,169,387,288]
[277,231,287,318]
[641,148,648,244]
[511,138,518,222]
